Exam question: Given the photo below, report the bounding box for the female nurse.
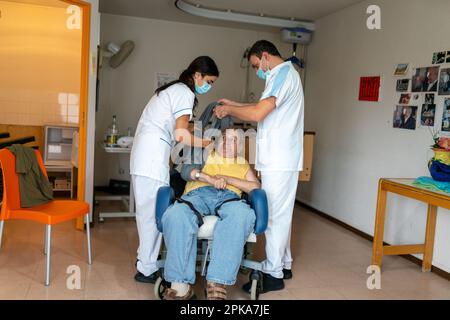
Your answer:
[130,56,219,283]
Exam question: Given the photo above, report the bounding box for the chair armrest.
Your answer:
[155,186,175,233]
[248,189,268,235]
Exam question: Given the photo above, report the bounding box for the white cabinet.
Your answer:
[44,125,78,199]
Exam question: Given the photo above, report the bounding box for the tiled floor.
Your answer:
[1,204,449,300]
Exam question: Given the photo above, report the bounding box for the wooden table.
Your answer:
[372,178,450,272]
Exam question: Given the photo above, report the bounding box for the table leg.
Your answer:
[372,181,387,267]
[423,205,437,272]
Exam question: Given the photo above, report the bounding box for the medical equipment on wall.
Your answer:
[281,28,312,84]
[282,28,312,71]
[99,41,135,69]
[240,47,254,103]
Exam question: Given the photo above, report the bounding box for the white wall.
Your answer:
[298,0,450,272]
[84,0,100,219]
[0,1,82,126]
[95,14,291,186]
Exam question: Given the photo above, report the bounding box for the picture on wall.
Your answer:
[447,51,450,63]
[425,94,435,104]
[399,94,411,105]
[359,76,381,101]
[396,79,410,92]
[421,104,436,127]
[412,67,440,92]
[394,63,409,76]
[432,52,446,64]
[442,99,450,132]
[439,68,450,95]
[393,105,417,130]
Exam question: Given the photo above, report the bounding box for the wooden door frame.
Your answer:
[60,0,91,229]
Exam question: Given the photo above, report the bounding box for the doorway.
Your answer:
[0,0,91,228]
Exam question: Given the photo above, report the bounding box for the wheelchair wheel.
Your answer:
[249,270,262,301]
[250,279,259,301]
[154,277,169,300]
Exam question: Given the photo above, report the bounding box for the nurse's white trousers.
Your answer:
[261,171,299,279]
[132,175,168,276]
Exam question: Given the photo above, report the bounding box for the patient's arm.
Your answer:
[190,169,227,190]
[217,169,261,195]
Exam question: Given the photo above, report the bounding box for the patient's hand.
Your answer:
[213,177,227,190]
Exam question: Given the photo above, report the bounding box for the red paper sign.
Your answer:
[359,76,381,102]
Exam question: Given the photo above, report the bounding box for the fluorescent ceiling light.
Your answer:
[175,0,315,30]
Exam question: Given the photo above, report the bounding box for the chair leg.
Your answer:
[0,220,4,250]
[44,226,48,255]
[45,225,52,286]
[85,214,92,265]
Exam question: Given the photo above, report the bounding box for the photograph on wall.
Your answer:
[358,76,381,101]
[394,63,409,76]
[412,67,440,92]
[442,99,450,132]
[399,94,411,105]
[396,79,410,92]
[447,51,450,63]
[421,104,436,127]
[425,94,435,104]
[393,105,417,130]
[432,52,446,64]
[155,72,177,89]
[439,68,450,95]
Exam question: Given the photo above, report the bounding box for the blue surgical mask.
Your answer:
[195,80,211,95]
[256,57,270,80]
[257,68,270,80]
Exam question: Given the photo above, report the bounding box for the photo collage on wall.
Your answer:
[393,50,450,131]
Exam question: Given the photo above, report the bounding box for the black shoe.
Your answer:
[134,271,158,284]
[242,273,285,294]
[283,269,293,280]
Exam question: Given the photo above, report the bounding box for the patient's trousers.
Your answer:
[162,187,256,286]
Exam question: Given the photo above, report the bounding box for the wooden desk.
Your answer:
[372,178,450,272]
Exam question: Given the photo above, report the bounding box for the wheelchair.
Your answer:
[153,186,269,300]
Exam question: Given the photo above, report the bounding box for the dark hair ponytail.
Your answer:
[155,56,219,109]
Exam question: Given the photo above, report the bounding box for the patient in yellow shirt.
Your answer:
[161,129,260,301]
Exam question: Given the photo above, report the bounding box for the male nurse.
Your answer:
[215,40,304,294]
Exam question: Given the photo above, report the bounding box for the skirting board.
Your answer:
[296,200,450,282]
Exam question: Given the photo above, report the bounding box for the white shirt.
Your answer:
[130,83,195,183]
[256,61,304,172]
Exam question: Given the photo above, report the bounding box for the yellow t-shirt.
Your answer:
[184,152,250,197]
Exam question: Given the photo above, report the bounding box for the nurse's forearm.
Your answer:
[226,105,260,122]
[226,98,276,122]
[175,130,211,148]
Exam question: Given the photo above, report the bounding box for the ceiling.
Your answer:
[99,0,365,32]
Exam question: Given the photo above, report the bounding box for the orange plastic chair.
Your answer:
[0,149,92,286]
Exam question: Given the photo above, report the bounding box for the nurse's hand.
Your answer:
[214,105,230,119]
[218,98,237,106]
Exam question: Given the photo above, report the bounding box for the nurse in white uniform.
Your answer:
[215,40,304,294]
[130,56,219,283]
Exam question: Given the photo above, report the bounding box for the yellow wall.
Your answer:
[0,1,82,126]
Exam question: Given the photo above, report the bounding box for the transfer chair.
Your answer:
[153,186,268,300]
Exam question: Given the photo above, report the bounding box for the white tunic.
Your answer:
[130,83,195,183]
[256,61,305,172]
